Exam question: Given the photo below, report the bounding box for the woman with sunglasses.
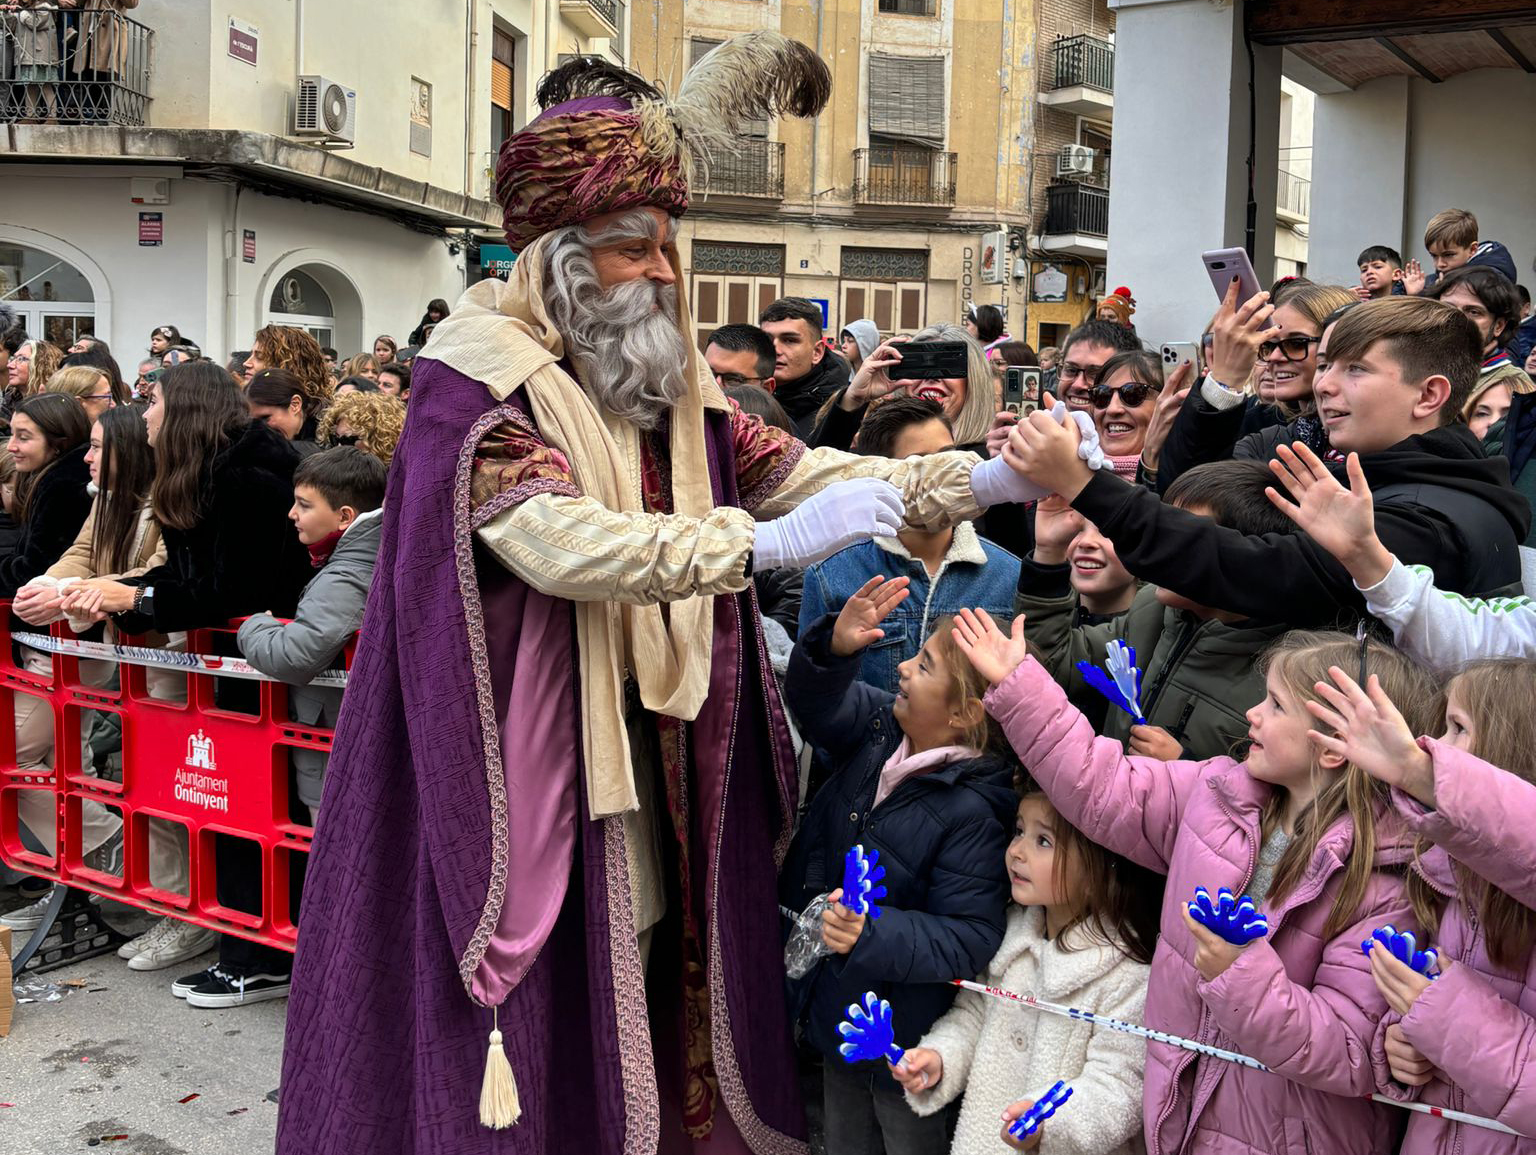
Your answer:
[1153,280,1358,494]
[1085,350,1166,479]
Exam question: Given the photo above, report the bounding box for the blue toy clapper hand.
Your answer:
[838,991,906,1068]
[783,845,885,979]
[1075,639,1146,724]
[1008,1080,1074,1141]
[839,843,887,919]
[1361,925,1439,978]
[1187,887,1269,945]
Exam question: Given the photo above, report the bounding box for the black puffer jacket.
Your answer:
[114,421,312,634]
[781,615,1014,1087]
[0,442,92,597]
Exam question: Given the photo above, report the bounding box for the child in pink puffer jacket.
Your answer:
[953,610,1444,1155]
[1311,657,1536,1152]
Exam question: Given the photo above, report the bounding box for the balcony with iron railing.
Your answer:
[1277,169,1311,224]
[1041,181,1110,257]
[560,0,620,39]
[853,146,956,208]
[701,139,784,199]
[1040,33,1114,119]
[1,5,152,126]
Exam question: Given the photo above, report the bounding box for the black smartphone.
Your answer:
[888,340,969,382]
[1003,366,1041,416]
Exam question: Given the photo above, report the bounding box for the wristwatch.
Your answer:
[132,585,155,618]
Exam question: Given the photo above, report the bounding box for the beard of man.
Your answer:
[544,216,692,430]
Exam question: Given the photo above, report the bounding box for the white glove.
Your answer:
[969,401,1106,508]
[754,478,906,571]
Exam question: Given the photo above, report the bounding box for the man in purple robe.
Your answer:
[276,36,1088,1155]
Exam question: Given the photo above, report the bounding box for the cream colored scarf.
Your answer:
[419,233,728,819]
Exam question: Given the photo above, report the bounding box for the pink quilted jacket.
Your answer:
[986,657,1417,1155]
[1373,739,1536,1154]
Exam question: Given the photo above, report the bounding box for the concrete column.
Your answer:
[1105,0,1281,347]
[1306,76,1409,286]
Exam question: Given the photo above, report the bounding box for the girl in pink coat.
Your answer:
[953,610,1445,1155]
[1310,657,1536,1152]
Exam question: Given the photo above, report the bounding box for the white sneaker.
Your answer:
[127,919,218,971]
[1,890,56,932]
[118,915,175,959]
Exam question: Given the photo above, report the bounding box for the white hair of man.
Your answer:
[543,208,691,430]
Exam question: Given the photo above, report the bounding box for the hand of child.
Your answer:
[889,1046,942,1093]
[986,410,1019,460]
[1182,905,1251,981]
[1129,724,1183,760]
[830,575,912,658]
[1208,278,1274,387]
[1266,445,1393,588]
[1003,398,1094,501]
[1370,942,1442,1016]
[1352,283,1374,302]
[1305,666,1436,807]
[951,608,1029,686]
[1030,493,1085,565]
[1000,1100,1045,1151]
[1138,363,1193,474]
[820,888,867,954]
[1383,1024,1438,1087]
[1402,258,1426,295]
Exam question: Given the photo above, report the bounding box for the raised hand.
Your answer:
[1208,278,1274,387]
[951,608,1029,686]
[843,339,909,411]
[1139,362,1193,474]
[1031,493,1085,565]
[1402,258,1426,295]
[1305,666,1436,806]
[1002,396,1094,500]
[754,478,906,571]
[831,575,911,657]
[1266,444,1392,588]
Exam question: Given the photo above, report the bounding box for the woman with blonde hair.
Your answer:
[1154,281,1358,492]
[346,352,381,383]
[2,338,64,418]
[45,364,118,421]
[317,389,406,466]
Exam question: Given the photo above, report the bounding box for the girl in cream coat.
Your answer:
[897,779,1159,1154]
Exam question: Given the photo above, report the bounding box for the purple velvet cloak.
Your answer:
[274,359,807,1154]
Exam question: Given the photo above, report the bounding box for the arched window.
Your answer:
[0,242,97,347]
[266,268,337,348]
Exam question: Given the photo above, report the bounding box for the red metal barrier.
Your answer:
[0,609,348,953]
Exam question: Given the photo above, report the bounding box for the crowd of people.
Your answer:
[0,301,421,1006]
[700,200,1536,1155]
[8,85,1536,1152]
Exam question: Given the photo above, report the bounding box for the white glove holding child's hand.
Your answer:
[970,400,1104,507]
[753,478,905,571]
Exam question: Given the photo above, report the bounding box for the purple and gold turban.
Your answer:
[494,34,831,253]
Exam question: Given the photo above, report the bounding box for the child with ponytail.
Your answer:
[1309,657,1536,1150]
[954,609,1442,1155]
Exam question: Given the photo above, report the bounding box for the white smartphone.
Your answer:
[1160,342,1201,375]
[1201,247,1278,329]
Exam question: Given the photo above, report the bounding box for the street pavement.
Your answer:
[3,899,284,1155]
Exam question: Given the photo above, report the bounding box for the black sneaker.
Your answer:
[171,965,220,999]
[183,966,291,1009]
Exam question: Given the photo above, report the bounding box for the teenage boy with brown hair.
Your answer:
[1000,297,1530,625]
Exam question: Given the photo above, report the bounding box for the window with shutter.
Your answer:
[690,38,768,138]
[867,54,946,145]
[490,28,517,154]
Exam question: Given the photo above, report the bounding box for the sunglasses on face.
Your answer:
[1256,335,1320,362]
[1090,381,1160,409]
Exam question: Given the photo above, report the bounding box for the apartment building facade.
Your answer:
[631,0,1116,351]
[0,0,628,360]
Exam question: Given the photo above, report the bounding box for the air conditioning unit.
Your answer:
[1056,144,1095,177]
[295,75,357,146]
